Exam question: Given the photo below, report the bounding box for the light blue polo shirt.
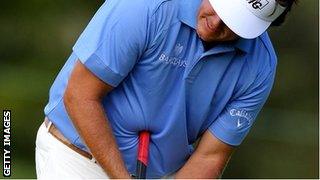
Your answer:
[44,0,277,178]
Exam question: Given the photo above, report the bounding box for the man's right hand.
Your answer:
[63,60,130,178]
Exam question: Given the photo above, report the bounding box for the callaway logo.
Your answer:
[237,119,244,128]
[230,109,253,129]
[247,0,269,10]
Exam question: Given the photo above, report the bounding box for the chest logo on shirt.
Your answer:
[158,43,187,68]
[174,43,183,56]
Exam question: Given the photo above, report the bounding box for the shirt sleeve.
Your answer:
[72,0,153,87]
[208,69,276,146]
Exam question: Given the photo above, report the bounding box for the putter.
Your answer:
[136,131,150,179]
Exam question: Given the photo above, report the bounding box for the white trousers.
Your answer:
[35,122,109,179]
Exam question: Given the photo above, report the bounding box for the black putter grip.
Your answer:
[136,161,147,179]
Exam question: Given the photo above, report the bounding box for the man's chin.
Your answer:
[197,29,215,42]
[199,34,217,43]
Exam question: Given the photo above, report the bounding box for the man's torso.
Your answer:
[44,0,277,177]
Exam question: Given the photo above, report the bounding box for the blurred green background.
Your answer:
[0,0,318,178]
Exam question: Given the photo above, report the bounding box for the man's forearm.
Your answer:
[175,131,234,179]
[174,151,226,178]
[64,96,130,178]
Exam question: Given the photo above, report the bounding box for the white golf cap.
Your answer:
[208,0,286,39]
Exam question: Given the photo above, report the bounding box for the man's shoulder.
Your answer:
[236,32,277,91]
[100,0,177,15]
[234,33,277,97]
[150,0,180,18]
[257,32,277,60]
[257,32,277,66]
[128,0,179,14]
[247,32,278,74]
[95,0,179,32]
[120,0,179,25]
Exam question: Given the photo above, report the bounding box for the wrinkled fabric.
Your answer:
[43,0,277,177]
[35,123,108,179]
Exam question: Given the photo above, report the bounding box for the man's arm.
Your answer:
[63,60,130,178]
[175,130,234,178]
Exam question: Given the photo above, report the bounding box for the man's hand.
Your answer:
[64,60,130,178]
[175,130,234,178]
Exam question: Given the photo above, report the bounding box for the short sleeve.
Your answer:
[72,0,153,87]
[208,70,276,146]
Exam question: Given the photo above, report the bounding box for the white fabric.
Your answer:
[35,122,109,179]
[239,0,286,22]
[209,0,286,39]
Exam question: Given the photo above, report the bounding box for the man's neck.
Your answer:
[201,39,239,52]
[201,41,217,51]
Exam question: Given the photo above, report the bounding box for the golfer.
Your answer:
[35,0,296,178]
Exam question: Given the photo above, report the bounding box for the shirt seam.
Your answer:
[45,95,64,116]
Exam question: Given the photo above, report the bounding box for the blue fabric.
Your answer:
[44,0,277,178]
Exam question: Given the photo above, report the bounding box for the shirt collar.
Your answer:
[234,38,252,53]
[178,0,252,54]
[178,0,201,29]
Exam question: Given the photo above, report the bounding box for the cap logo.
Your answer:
[242,0,286,22]
[247,0,269,10]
